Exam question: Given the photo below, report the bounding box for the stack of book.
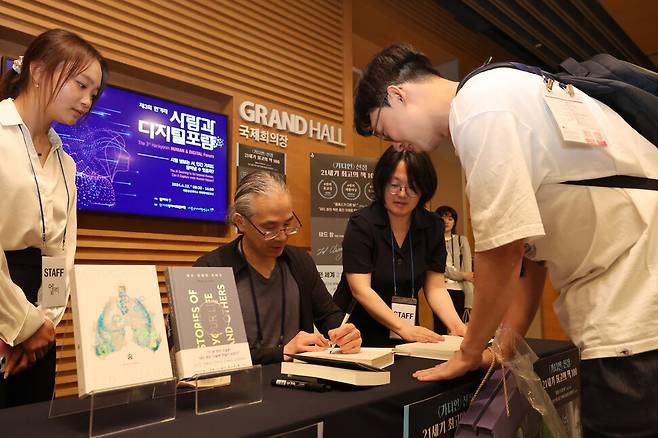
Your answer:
[394,335,464,360]
[281,347,394,386]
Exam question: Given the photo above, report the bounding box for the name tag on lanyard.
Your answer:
[542,80,609,147]
[390,296,417,340]
[40,256,67,308]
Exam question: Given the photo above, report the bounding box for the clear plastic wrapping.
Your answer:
[492,327,568,438]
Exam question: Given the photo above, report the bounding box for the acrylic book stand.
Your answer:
[48,376,177,437]
[48,319,176,437]
[177,364,262,415]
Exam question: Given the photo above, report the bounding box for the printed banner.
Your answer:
[237,143,286,183]
[310,153,376,294]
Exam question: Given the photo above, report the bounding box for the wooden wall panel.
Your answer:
[600,0,658,65]
[0,0,346,122]
[541,279,569,341]
[352,0,513,75]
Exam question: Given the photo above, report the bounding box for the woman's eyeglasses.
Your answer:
[387,183,418,198]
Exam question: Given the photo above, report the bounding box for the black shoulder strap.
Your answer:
[561,176,658,191]
[457,61,546,93]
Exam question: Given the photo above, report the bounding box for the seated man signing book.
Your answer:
[195,171,361,364]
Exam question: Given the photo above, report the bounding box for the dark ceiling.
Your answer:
[434,0,656,71]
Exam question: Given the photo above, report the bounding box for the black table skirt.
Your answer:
[0,339,575,438]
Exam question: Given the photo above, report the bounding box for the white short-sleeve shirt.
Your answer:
[450,68,658,360]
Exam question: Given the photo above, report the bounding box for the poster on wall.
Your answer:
[236,143,286,183]
[310,153,377,294]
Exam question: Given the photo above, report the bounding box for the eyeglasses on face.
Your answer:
[244,211,303,241]
[372,93,394,142]
[387,182,419,198]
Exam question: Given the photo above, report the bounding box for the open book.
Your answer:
[394,335,463,361]
[294,347,394,369]
[281,347,393,386]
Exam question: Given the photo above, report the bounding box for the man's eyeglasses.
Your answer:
[244,212,303,241]
[387,183,418,198]
[372,92,393,142]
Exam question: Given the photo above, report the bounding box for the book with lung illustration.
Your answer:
[71,265,173,397]
[165,267,251,380]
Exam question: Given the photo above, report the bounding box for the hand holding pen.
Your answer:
[327,300,361,354]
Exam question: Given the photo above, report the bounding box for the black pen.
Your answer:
[271,378,332,392]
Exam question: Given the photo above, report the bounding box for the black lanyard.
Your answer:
[19,126,70,251]
[240,239,286,347]
[390,225,415,298]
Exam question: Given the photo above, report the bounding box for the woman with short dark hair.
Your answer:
[333,146,465,346]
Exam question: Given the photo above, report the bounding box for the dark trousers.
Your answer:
[0,248,56,409]
[433,289,465,335]
[581,348,658,437]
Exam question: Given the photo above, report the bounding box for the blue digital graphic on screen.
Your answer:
[53,85,228,222]
[4,57,14,73]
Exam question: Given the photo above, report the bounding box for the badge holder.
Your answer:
[48,319,177,437]
[177,364,263,416]
[541,76,609,147]
[390,296,418,340]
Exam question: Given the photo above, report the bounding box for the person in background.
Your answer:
[195,171,361,364]
[333,146,466,347]
[434,205,474,334]
[0,29,105,408]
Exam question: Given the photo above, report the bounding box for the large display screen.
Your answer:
[53,85,229,222]
[3,56,13,73]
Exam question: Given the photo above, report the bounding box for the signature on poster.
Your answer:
[315,244,342,262]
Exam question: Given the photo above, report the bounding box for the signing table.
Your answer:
[0,339,579,438]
